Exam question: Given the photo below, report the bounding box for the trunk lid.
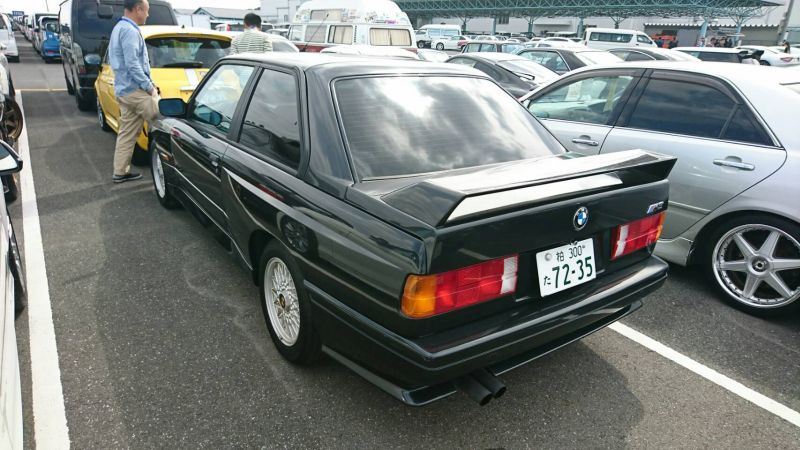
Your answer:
[347,149,675,273]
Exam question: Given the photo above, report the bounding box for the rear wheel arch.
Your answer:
[690,209,800,265]
[249,230,275,285]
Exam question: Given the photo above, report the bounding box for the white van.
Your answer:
[417,24,461,48]
[583,28,655,50]
[289,0,414,52]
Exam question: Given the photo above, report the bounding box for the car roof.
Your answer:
[223,52,485,78]
[674,47,743,54]
[452,52,525,62]
[568,61,800,85]
[139,25,232,40]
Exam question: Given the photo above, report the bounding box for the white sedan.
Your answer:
[738,45,800,66]
[431,35,468,51]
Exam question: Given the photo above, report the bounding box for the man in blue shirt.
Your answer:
[109,0,157,183]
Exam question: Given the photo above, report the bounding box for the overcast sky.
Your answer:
[0,0,261,14]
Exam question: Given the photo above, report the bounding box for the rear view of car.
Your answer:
[39,18,61,63]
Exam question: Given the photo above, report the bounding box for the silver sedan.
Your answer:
[521,62,800,315]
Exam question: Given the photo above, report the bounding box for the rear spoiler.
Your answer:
[382,150,676,227]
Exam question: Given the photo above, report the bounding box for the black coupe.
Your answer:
[149,53,675,406]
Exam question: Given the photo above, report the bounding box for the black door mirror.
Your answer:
[97,5,114,19]
[159,98,187,117]
[0,140,22,175]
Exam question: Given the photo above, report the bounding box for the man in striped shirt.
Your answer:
[231,13,273,54]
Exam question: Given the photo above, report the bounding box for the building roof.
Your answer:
[395,0,785,18]
[645,22,780,28]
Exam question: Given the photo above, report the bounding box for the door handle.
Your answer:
[571,138,599,147]
[713,159,755,171]
[210,155,221,175]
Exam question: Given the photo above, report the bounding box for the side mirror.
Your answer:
[159,98,187,117]
[97,5,114,19]
[207,110,223,127]
[0,43,6,50]
[0,140,22,175]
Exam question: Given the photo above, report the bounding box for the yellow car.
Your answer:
[95,26,232,160]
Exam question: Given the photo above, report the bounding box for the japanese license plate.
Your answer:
[535,238,596,297]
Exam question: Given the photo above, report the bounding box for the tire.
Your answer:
[258,241,321,364]
[2,174,18,204]
[97,97,111,131]
[703,214,800,316]
[9,223,26,317]
[8,56,19,63]
[150,139,180,209]
[76,89,94,111]
[131,144,149,166]
[417,40,425,49]
[759,60,770,66]
[436,43,445,51]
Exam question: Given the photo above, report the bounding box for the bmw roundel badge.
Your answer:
[573,207,589,231]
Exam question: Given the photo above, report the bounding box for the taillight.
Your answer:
[611,212,665,260]
[401,255,518,319]
[780,57,793,62]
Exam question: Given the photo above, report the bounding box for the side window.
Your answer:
[627,79,735,138]
[637,35,652,44]
[239,70,301,169]
[480,43,496,52]
[528,75,635,124]
[463,43,480,53]
[369,28,411,46]
[722,106,771,145]
[304,25,327,43]
[524,51,568,73]
[189,65,254,134]
[328,25,353,44]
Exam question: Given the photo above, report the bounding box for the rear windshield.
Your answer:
[334,76,561,178]
[44,20,58,33]
[497,60,557,80]
[576,51,623,65]
[146,37,230,68]
[77,3,174,38]
[691,51,739,63]
[500,44,524,53]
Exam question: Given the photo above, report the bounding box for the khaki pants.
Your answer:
[113,89,159,176]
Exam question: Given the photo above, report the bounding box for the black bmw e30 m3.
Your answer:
[148,53,676,406]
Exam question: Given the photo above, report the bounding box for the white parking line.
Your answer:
[610,322,800,428]
[18,92,71,448]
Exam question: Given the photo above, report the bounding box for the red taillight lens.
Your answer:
[401,255,518,319]
[780,57,794,62]
[611,212,665,260]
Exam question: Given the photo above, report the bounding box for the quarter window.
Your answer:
[189,65,254,134]
[528,75,635,124]
[238,70,301,169]
[637,35,653,44]
[721,106,771,145]
[369,28,411,46]
[627,79,734,138]
[328,25,353,44]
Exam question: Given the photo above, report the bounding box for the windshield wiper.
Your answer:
[161,62,204,68]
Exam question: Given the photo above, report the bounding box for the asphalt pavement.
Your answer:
[9,35,800,449]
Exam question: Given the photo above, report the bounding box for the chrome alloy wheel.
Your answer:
[264,257,300,346]
[152,148,166,198]
[97,98,105,128]
[713,224,800,309]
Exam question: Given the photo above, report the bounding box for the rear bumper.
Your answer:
[308,256,668,405]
